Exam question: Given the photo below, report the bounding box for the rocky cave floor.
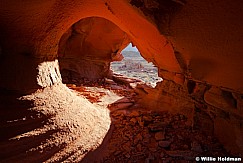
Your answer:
[0,75,232,163]
[102,111,228,163]
[67,77,230,163]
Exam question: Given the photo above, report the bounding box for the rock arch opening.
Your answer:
[57,17,164,88]
[111,43,162,88]
[58,16,131,85]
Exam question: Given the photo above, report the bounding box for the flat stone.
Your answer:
[148,122,166,131]
[122,142,131,152]
[155,131,165,141]
[130,117,137,123]
[110,84,123,90]
[114,97,131,103]
[143,115,153,122]
[134,133,143,145]
[149,147,157,152]
[105,78,116,84]
[114,150,122,156]
[129,110,140,117]
[136,117,144,127]
[148,138,158,150]
[158,140,171,148]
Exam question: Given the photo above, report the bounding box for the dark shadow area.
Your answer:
[0,89,41,141]
[0,55,43,94]
[222,90,237,109]
[0,89,65,162]
[187,80,196,94]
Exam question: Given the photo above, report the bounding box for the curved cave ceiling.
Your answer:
[0,0,242,92]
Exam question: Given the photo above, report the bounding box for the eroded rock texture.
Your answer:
[58,17,130,82]
[137,79,243,154]
[0,0,243,160]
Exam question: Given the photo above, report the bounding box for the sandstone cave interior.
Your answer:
[0,0,243,162]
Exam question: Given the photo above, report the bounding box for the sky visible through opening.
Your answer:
[122,43,138,52]
[111,43,162,87]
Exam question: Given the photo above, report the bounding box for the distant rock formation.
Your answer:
[120,60,144,70]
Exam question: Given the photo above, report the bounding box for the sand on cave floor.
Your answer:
[0,77,230,163]
[0,83,111,163]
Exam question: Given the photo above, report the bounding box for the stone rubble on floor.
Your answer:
[66,78,233,162]
[101,110,229,163]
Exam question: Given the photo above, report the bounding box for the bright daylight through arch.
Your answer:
[111,43,163,88]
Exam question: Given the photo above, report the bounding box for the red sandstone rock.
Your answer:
[0,0,243,160]
[159,141,172,148]
[155,132,165,141]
